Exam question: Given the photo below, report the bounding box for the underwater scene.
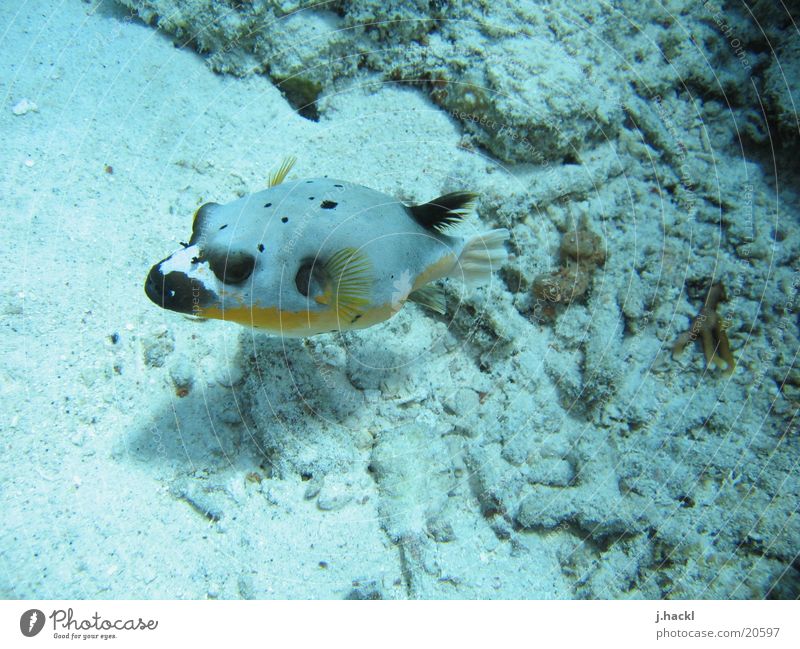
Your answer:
[1,0,798,600]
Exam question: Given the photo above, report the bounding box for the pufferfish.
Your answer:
[145,158,509,337]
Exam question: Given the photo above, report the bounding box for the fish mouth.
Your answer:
[144,264,166,306]
[144,262,216,316]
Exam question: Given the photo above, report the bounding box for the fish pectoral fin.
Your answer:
[408,284,446,314]
[323,247,372,319]
[409,191,477,233]
[268,155,297,187]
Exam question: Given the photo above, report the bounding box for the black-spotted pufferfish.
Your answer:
[144,158,508,337]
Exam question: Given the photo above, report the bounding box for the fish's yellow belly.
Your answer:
[201,301,399,337]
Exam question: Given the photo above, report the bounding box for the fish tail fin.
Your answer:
[451,228,509,285]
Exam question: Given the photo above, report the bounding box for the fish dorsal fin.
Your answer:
[409,191,478,233]
[408,284,446,314]
[321,247,372,321]
[268,155,297,187]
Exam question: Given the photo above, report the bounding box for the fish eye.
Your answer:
[210,251,255,285]
[295,260,325,297]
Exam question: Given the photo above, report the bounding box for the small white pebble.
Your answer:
[12,98,38,115]
[125,322,134,331]
[24,159,34,167]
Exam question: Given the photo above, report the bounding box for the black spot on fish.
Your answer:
[258,243,265,252]
[350,313,363,324]
[308,196,315,200]
[281,216,289,223]
[219,224,228,230]
[306,180,313,184]
[320,200,337,209]
[180,241,189,248]
[334,184,343,188]
[264,202,272,208]
[191,256,200,264]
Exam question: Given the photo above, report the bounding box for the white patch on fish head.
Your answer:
[159,244,212,283]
